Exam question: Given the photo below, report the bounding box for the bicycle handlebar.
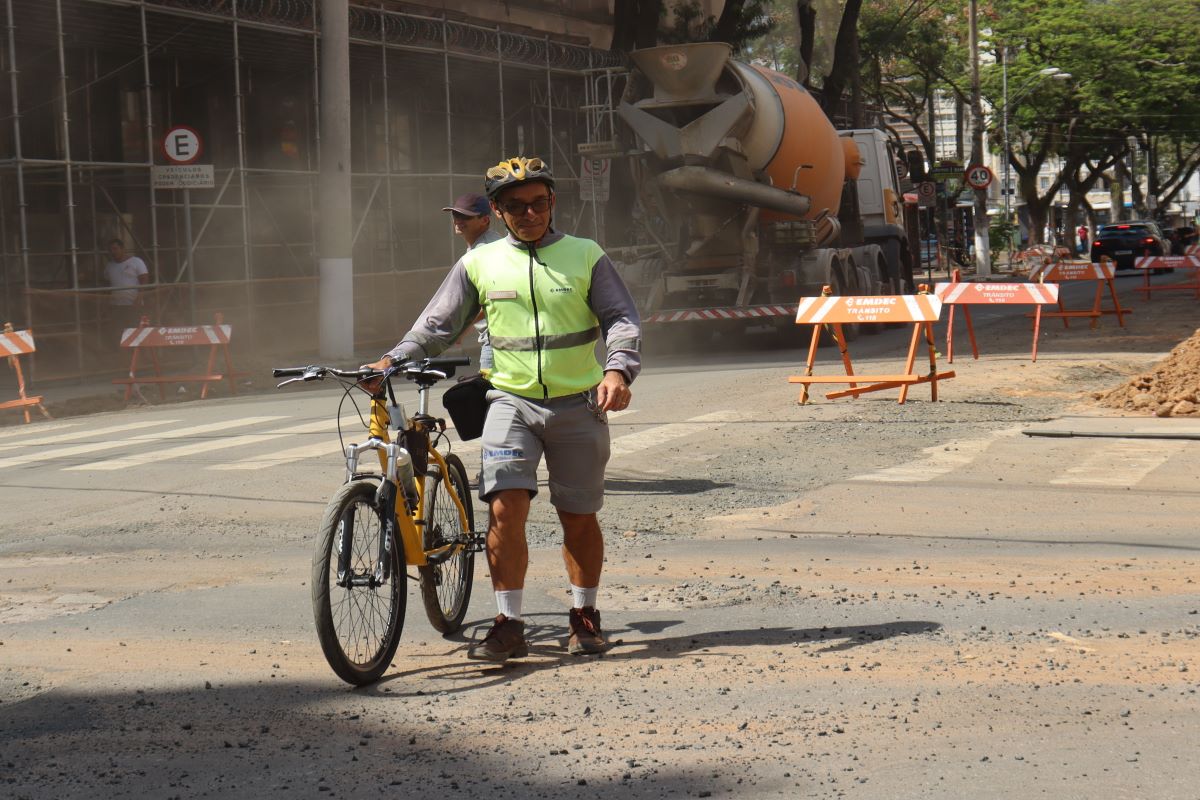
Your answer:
[272,356,472,386]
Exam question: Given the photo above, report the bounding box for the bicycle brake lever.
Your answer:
[276,376,306,389]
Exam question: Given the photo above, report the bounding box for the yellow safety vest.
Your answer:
[464,235,603,399]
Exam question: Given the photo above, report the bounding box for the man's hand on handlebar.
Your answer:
[361,356,393,372]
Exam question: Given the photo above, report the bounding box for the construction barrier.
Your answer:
[1012,244,1072,276]
[1185,244,1199,256]
[934,270,1060,362]
[1,323,51,424]
[1031,258,1129,329]
[1133,255,1200,300]
[789,286,955,405]
[113,312,247,401]
[642,304,794,323]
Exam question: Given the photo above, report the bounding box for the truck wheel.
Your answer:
[829,253,859,342]
[859,254,890,336]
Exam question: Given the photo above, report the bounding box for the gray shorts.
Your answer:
[479,388,610,514]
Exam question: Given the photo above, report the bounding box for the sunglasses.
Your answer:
[499,196,552,216]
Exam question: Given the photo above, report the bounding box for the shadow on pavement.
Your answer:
[373,616,942,697]
[0,681,755,799]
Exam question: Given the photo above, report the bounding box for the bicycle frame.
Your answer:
[340,375,473,570]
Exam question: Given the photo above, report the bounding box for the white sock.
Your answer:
[495,589,523,621]
[571,584,598,609]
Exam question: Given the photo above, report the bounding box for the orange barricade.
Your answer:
[789,285,955,405]
[935,270,1060,362]
[1031,258,1129,329]
[1133,255,1200,300]
[114,312,247,400]
[1,322,51,423]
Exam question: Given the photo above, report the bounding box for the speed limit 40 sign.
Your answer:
[964,164,993,190]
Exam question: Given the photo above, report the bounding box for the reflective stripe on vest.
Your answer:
[464,235,603,399]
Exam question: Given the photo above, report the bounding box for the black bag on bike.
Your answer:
[441,373,492,441]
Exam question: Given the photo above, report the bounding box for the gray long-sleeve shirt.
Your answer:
[384,230,642,384]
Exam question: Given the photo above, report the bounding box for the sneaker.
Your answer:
[568,606,607,655]
[467,614,528,662]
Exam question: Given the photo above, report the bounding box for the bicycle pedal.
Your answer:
[467,532,486,553]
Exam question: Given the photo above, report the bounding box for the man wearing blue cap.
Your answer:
[444,192,503,251]
[443,193,502,369]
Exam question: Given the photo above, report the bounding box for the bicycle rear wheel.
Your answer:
[312,480,405,686]
[418,453,476,634]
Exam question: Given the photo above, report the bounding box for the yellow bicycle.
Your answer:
[274,357,480,686]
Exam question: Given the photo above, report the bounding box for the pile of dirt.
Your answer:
[1095,328,1200,416]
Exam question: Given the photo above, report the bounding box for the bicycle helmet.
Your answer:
[484,156,555,199]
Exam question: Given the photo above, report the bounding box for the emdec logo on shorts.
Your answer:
[483,447,526,463]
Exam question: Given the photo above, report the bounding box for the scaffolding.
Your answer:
[0,0,622,382]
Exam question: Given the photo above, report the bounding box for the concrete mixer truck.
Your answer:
[607,42,917,334]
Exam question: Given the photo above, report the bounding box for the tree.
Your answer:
[987,0,1200,237]
[859,0,969,168]
[611,0,775,53]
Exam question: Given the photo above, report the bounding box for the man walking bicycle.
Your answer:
[367,156,642,661]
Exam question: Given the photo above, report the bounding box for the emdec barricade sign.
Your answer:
[934,271,1060,362]
[789,286,955,405]
[1032,258,1129,329]
[113,312,247,400]
[1,322,50,423]
[1133,254,1200,300]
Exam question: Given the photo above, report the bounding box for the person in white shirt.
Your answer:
[104,238,150,340]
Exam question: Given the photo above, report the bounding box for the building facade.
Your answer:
[0,0,621,381]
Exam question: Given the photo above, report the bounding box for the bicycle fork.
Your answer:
[338,438,418,588]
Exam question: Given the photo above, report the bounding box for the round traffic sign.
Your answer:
[917,181,936,199]
[162,125,203,164]
[964,164,993,190]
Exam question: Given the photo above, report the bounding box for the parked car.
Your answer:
[1090,221,1167,271]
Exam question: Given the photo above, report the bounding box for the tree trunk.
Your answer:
[711,0,747,46]
[634,0,662,49]
[611,0,637,53]
[820,0,863,120]
[795,0,814,86]
[1110,163,1127,222]
[612,0,663,52]
[1027,200,1051,246]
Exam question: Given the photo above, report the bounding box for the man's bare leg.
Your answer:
[488,488,531,590]
[467,488,532,662]
[559,509,607,654]
[558,509,603,588]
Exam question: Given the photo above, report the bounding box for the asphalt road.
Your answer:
[2,276,1199,799]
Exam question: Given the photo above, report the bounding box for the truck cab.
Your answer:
[842,129,914,293]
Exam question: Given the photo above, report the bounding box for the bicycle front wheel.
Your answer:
[418,454,476,634]
[312,480,406,686]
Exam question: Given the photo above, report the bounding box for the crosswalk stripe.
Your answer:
[849,426,1022,483]
[213,410,637,471]
[610,410,742,458]
[208,439,343,470]
[0,416,284,471]
[64,418,334,471]
[0,420,167,451]
[0,420,82,442]
[1049,439,1186,486]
